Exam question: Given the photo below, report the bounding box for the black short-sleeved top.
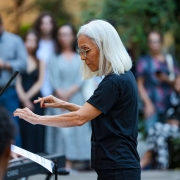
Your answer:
[87,71,140,170]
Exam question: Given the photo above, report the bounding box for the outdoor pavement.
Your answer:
[29,170,180,180]
[26,139,180,180]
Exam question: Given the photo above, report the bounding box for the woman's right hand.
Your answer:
[34,95,64,108]
[144,102,155,119]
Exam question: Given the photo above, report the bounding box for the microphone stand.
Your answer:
[0,70,19,97]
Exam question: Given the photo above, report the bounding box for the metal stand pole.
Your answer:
[54,159,58,180]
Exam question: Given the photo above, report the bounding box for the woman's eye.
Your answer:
[83,47,89,50]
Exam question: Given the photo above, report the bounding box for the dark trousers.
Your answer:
[0,87,21,146]
[96,169,141,180]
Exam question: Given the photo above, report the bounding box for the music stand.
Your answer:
[53,159,58,180]
[45,159,69,180]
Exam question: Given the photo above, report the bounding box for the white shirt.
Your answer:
[36,39,55,97]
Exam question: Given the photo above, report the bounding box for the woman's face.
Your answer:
[40,15,53,36]
[25,33,38,54]
[148,32,162,53]
[57,25,75,49]
[78,35,99,72]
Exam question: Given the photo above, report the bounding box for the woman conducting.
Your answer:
[14,20,140,180]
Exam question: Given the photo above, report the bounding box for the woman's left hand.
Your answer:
[156,72,169,83]
[13,107,40,125]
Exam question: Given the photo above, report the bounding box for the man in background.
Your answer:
[0,107,15,180]
[0,15,27,146]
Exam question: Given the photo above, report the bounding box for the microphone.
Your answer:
[0,70,19,97]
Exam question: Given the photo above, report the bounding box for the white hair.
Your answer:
[77,20,132,80]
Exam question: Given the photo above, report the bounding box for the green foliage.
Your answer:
[18,24,32,37]
[80,1,104,24]
[101,0,177,58]
[35,0,71,25]
[81,0,179,59]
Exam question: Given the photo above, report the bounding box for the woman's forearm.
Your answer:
[138,85,152,105]
[68,85,80,97]
[26,81,42,100]
[137,78,152,105]
[62,101,82,112]
[36,111,84,127]
[26,61,45,100]
[16,76,26,102]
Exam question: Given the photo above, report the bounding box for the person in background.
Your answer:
[141,75,180,170]
[0,107,15,180]
[0,15,27,147]
[34,12,57,97]
[16,30,45,153]
[136,31,179,131]
[47,24,91,171]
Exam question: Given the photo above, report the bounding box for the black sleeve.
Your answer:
[87,79,120,114]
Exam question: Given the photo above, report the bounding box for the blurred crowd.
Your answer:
[0,11,180,172]
[136,31,180,170]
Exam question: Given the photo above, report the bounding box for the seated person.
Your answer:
[0,107,15,180]
[141,76,180,170]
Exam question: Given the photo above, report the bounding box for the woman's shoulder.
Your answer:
[105,71,134,81]
[102,71,137,90]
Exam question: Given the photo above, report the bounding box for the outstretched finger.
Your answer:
[34,97,45,108]
[34,97,42,104]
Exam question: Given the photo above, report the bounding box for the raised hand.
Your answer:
[34,95,64,108]
[13,107,39,125]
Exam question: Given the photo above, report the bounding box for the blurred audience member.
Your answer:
[136,31,179,131]
[0,106,15,180]
[141,76,180,170]
[47,24,91,170]
[0,15,27,147]
[34,12,57,97]
[16,30,45,153]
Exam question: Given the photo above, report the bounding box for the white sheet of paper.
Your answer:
[11,144,54,173]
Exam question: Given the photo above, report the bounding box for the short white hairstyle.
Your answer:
[77,20,132,80]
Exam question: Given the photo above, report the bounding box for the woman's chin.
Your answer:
[87,66,98,72]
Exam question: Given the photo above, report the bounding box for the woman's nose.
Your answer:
[80,54,86,61]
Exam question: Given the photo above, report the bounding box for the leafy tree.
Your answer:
[173,0,180,61]
[101,0,178,58]
[80,0,180,59]
[80,0,103,24]
[35,0,71,25]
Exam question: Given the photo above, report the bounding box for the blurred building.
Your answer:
[0,0,38,32]
[0,0,98,33]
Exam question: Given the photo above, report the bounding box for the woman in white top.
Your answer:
[34,12,57,97]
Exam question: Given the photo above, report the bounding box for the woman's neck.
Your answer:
[150,50,165,62]
[61,48,75,61]
[40,34,52,40]
[28,54,36,59]
[61,46,74,54]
